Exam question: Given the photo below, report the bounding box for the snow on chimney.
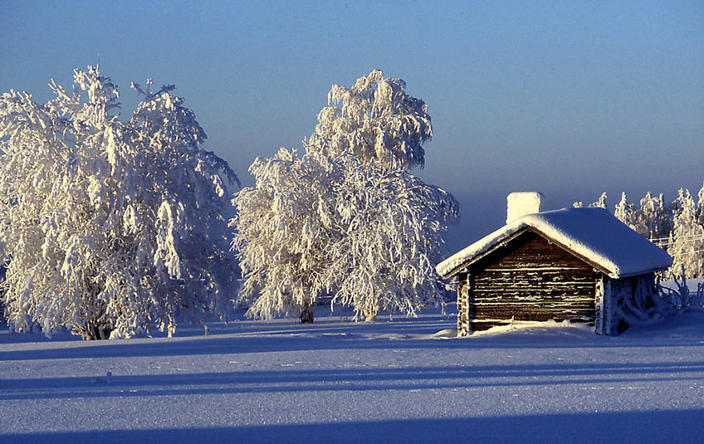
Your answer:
[507,192,544,224]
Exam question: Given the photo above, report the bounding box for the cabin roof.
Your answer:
[437,207,672,279]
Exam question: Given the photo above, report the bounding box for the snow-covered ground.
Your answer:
[1,306,704,443]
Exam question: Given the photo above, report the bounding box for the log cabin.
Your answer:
[437,193,672,336]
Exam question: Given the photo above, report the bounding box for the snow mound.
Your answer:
[416,328,458,339]
[470,319,593,337]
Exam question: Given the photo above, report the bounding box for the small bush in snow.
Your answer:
[657,266,704,313]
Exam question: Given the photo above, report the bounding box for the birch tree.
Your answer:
[231,148,338,322]
[233,70,458,322]
[327,156,458,320]
[0,66,238,339]
[307,69,432,171]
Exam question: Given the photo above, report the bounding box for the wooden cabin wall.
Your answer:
[466,230,600,327]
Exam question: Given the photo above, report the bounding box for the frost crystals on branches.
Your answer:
[0,66,238,339]
[233,70,458,323]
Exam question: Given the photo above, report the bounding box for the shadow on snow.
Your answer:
[1,312,703,362]
[2,361,704,401]
[2,409,703,443]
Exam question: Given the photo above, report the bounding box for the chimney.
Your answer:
[507,192,544,224]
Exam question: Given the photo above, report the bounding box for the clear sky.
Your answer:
[1,0,703,251]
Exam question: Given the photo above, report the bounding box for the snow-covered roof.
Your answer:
[437,207,672,279]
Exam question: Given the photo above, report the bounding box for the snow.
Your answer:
[506,191,543,223]
[437,207,673,279]
[1,307,704,443]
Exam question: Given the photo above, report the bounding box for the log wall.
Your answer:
[466,230,600,328]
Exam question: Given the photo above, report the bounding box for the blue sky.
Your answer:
[1,0,703,250]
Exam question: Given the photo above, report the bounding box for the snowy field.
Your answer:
[1,306,704,443]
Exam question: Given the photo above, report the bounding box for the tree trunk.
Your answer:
[81,323,113,340]
[300,302,315,324]
[363,306,378,322]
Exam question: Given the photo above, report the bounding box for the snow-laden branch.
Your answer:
[0,65,239,339]
[232,70,458,322]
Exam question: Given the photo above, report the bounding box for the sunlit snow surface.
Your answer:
[1,305,704,443]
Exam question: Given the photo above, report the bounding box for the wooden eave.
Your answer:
[610,266,669,279]
[441,226,615,279]
[527,226,615,278]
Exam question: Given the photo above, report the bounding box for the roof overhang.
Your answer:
[437,208,673,281]
[439,226,615,279]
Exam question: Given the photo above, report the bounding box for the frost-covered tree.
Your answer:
[670,188,689,221]
[0,66,238,339]
[697,182,704,226]
[573,192,607,210]
[232,148,337,322]
[667,189,704,279]
[233,70,458,322]
[590,192,608,209]
[307,69,432,171]
[614,192,641,234]
[327,156,457,320]
[612,191,675,242]
[638,192,672,240]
